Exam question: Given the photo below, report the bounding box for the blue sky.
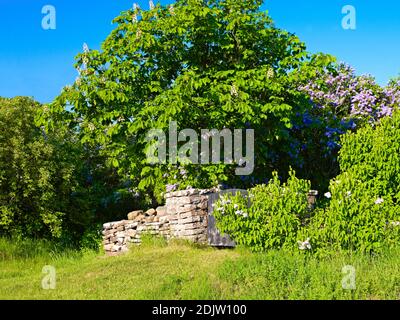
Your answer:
[0,0,399,103]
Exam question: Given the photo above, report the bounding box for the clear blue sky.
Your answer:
[0,0,399,103]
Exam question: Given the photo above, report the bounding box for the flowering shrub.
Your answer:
[307,112,400,253]
[213,170,311,252]
[287,57,400,190]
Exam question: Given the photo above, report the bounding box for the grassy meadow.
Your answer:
[0,237,399,300]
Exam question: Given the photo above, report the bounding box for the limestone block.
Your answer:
[127,210,143,220]
[145,208,157,216]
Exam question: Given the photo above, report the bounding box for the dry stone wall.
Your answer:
[102,189,214,254]
[102,188,319,254]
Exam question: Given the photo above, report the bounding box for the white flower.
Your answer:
[390,221,400,227]
[346,191,352,197]
[324,192,332,199]
[87,123,96,131]
[234,204,239,209]
[375,197,384,205]
[297,238,312,250]
[230,84,238,97]
[266,68,274,78]
[235,210,248,217]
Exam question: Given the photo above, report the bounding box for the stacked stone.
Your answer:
[102,188,215,254]
[165,189,211,244]
[102,206,168,254]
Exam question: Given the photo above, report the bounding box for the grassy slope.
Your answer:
[0,238,399,300]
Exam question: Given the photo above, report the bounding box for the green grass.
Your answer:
[0,237,399,300]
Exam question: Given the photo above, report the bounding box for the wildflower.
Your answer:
[324,192,332,199]
[297,238,312,250]
[346,191,352,197]
[242,212,248,218]
[375,197,384,205]
[390,221,400,227]
[234,204,239,209]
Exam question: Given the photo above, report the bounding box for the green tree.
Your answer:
[44,0,324,202]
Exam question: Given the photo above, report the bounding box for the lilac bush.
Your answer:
[289,58,400,189]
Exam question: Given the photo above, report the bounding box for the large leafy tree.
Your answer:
[44,0,322,201]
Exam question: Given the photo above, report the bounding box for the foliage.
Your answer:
[79,223,103,251]
[42,0,328,200]
[289,59,400,189]
[308,112,400,253]
[213,170,311,251]
[0,97,81,238]
[0,97,142,245]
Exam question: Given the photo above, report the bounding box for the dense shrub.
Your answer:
[307,112,400,253]
[0,97,143,245]
[213,170,311,252]
[0,97,81,238]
